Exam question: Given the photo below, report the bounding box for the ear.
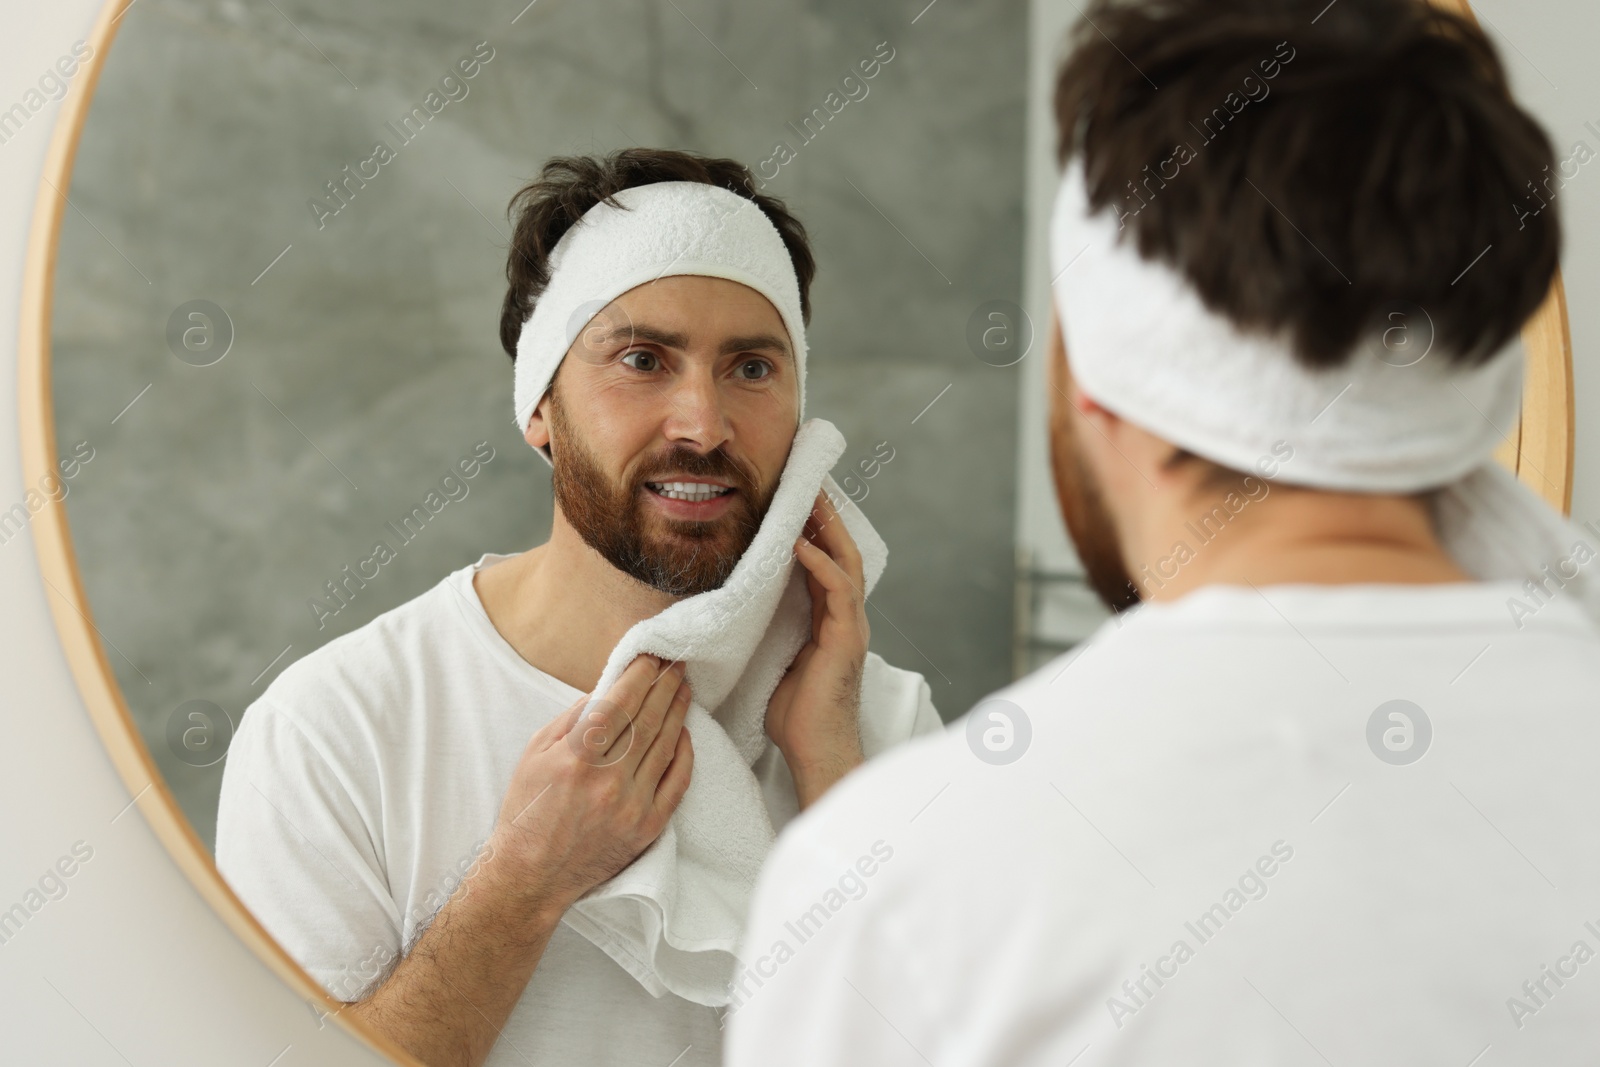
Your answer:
[1070,379,1118,430]
[524,392,553,451]
[1049,314,1118,434]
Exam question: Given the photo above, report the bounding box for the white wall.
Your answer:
[0,4,391,1063]
[1015,0,1600,651]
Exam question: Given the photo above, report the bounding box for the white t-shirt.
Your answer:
[724,581,1600,1066]
[215,552,940,1067]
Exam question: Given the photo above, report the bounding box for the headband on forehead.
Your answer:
[1047,153,1600,628]
[1047,154,1523,493]
[512,180,808,462]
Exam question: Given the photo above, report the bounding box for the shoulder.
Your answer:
[247,569,466,748]
[738,683,1107,1062]
[774,714,965,876]
[270,567,467,698]
[216,579,465,862]
[857,652,941,755]
[769,643,1116,890]
[859,651,926,707]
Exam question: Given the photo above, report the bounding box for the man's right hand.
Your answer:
[486,654,696,918]
[344,656,694,1067]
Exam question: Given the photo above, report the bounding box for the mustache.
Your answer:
[631,446,761,496]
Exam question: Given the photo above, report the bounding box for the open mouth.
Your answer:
[644,480,736,503]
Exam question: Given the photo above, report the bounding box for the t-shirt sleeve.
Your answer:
[858,652,944,759]
[215,698,403,1002]
[909,672,942,736]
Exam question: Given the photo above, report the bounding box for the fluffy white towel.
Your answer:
[512,180,809,451]
[1049,155,1600,624]
[505,178,924,1005]
[562,416,906,1006]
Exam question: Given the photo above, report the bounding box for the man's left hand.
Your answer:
[766,490,870,810]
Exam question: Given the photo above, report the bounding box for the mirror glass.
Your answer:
[50,0,1028,849]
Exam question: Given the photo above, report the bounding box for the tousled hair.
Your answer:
[499,148,816,362]
[1053,0,1561,369]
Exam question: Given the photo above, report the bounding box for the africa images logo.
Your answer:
[1366,699,1431,766]
[965,698,1032,765]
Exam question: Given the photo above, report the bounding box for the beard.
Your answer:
[1047,333,1141,612]
[547,386,775,597]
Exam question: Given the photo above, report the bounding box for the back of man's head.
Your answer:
[1053,0,1560,372]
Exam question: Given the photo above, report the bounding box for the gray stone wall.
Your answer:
[50,0,1027,848]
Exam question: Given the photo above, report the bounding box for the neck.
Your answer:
[473,510,677,693]
[1129,482,1469,602]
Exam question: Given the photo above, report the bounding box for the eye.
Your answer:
[736,359,772,381]
[620,349,660,372]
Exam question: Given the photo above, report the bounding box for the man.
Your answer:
[216,148,939,1067]
[725,1,1600,1063]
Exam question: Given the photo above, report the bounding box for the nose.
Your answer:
[659,363,733,453]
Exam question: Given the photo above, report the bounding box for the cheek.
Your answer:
[556,390,656,481]
[729,381,798,476]
[583,379,666,438]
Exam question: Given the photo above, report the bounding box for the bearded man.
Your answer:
[216,148,940,1067]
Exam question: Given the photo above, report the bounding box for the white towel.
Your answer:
[1048,155,1600,625]
[562,416,906,1006]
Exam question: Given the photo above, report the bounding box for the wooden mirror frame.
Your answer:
[15,2,428,1063]
[13,0,1572,1064]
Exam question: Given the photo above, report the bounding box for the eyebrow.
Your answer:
[719,333,793,362]
[594,323,686,350]
[592,323,793,362]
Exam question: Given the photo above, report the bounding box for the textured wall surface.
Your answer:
[50,0,1028,848]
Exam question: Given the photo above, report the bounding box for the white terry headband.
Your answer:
[512,180,808,461]
[1048,153,1600,627]
[1048,154,1522,493]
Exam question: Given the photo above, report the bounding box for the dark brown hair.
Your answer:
[1053,0,1561,368]
[498,148,816,361]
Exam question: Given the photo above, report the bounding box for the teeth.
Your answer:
[649,481,730,502]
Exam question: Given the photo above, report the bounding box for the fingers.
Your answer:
[559,656,675,766]
[585,654,668,760]
[794,494,870,650]
[615,660,686,769]
[535,695,589,752]
[635,681,691,785]
[793,537,866,618]
[651,729,694,822]
[599,654,668,725]
[801,491,866,593]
